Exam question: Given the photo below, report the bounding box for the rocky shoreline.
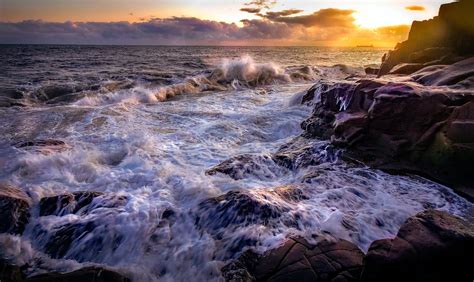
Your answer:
[303,0,474,200]
[222,209,474,282]
[1,1,473,281]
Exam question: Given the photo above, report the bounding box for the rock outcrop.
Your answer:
[222,210,474,282]
[222,237,364,282]
[361,210,474,282]
[378,0,474,76]
[302,58,474,198]
[0,184,31,235]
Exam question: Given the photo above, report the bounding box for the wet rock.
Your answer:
[378,0,474,76]
[39,191,104,216]
[0,184,31,235]
[361,210,474,282]
[364,68,379,75]
[302,62,474,197]
[206,154,285,180]
[196,191,288,235]
[41,220,124,262]
[274,138,339,170]
[26,267,130,282]
[14,139,66,148]
[0,258,25,282]
[222,237,364,282]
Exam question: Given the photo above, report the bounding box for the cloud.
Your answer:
[405,5,426,11]
[0,8,410,46]
[240,7,261,14]
[269,8,356,28]
[263,9,304,20]
[244,0,277,9]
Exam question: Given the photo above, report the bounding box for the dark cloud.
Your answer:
[269,8,356,28]
[240,7,261,14]
[244,0,277,9]
[405,5,426,11]
[263,9,304,20]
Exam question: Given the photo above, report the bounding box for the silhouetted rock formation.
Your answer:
[379,0,474,76]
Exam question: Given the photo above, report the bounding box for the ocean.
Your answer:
[0,45,472,281]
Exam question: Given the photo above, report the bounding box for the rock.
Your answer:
[36,192,128,261]
[26,267,130,282]
[39,191,104,216]
[302,60,474,197]
[14,139,65,148]
[222,237,364,282]
[389,63,425,75]
[195,190,288,234]
[378,0,474,76]
[0,258,25,282]
[274,138,338,169]
[364,68,379,75]
[206,154,285,180]
[361,210,474,282]
[0,184,31,235]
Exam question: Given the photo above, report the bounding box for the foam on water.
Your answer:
[0,51,472,281]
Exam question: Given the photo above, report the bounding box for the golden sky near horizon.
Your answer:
[0,0,452,46]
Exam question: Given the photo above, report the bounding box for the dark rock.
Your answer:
[0,184,31,235]
[0,258,25,282]
[274,138,338,169]
[222,237,364,282]
[26,267,130,282]
[361,210,474,282]
[14,139,66,148]
[364,68,379,75]
[195,191,288,234]
[39,191,104,216]
[41,220,124,262]
[206,154,284,180]
[378,0,474,76]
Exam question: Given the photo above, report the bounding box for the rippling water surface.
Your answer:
[0,45,472,281]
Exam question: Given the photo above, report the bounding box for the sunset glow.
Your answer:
[0,1,453,47]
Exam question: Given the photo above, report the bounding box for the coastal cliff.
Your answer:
[378,0,474,76]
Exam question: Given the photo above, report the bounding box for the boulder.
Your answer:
[26,267,130,282]
[361,210,474,282]
[0,184,31,235]
[222,237,364,282]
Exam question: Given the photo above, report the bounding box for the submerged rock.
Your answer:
[222,237,364,282]
[0,184,31,235]
[361,210,474,282]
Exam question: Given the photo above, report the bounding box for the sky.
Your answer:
[0,0,450,46]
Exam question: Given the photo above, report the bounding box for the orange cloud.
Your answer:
[405,5,426,11]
